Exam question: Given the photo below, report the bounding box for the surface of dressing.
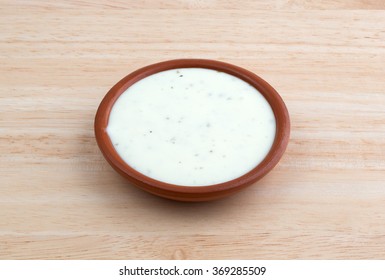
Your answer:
[107,68,276,186]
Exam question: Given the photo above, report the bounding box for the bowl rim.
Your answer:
[94,59,290,197]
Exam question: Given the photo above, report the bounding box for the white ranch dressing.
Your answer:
[107,68,276,186]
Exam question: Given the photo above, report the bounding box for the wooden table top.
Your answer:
[1,1,385,259]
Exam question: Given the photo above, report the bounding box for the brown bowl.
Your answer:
[95,59,290,202]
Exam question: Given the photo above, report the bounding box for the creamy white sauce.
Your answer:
[107,68,276,186]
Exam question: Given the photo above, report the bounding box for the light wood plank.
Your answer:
[3,0,385,10]
[1,1,385,259]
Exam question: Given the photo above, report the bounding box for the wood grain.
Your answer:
[1,0,385,259]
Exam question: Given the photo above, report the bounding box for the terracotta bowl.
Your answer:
[94,59,290,202]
